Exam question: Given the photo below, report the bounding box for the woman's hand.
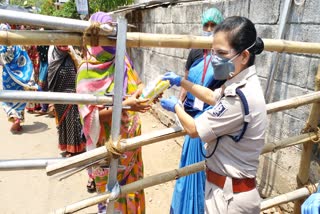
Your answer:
[123,89,151,113]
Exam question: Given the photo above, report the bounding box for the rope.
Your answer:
[305,182,317,195]
[310,127,320,143]
[84,22,101,47]
[81,22,101,63]
[301,123,320,143]
[105,137,123,157]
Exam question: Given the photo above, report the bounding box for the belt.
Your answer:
[206,169,256,193]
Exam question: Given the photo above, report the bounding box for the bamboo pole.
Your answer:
[261,183,318,211]
[0,90,113,105]
[53,162,206,213]
[0,9,115,35]
[52,132,319,213]
[294,65,320,214]
[46,91,320,176]
[46,126,186,176]
[0,128,313,171]
[0,158,63,171]
[267,91,320,114]
[1,31,320,54]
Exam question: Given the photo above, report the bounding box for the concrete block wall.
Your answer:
[125,0,320,205]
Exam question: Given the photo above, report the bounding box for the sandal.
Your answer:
[87,178,96,193]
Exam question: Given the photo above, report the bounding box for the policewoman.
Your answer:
[160,16,266,214]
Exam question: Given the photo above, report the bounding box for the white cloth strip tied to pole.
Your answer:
[1,30,320,54]
[0,9,116,36]
[46,91,320,176]
[0,90,113,105]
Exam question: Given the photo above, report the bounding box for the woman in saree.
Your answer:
[47,45,86,157]
[77,12,151,214]
[171,8,225,214]
[0,23,39,133]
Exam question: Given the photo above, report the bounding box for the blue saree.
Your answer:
[170,54,225,214]
[0,45,36,121]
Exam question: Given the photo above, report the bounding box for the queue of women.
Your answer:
[0,7,266,214]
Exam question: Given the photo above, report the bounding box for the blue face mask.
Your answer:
[211,54,238,80]
[202,31,214,37]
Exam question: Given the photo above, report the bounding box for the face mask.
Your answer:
[211,54,238,80]
[202,31,213,37]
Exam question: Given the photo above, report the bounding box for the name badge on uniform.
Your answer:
[193,97,204,111]
[212,102,227,117]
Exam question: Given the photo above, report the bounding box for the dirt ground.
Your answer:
[0,108,183,213]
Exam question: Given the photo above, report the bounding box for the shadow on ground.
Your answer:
[21,121,50,134]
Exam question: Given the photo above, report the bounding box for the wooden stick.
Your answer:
[293,65,320,214]
[1,31,320,54]
[261,183,318,211]
[46,91,320,176]
[53,161,206,213]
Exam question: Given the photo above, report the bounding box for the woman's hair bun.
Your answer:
[252,37,264,55]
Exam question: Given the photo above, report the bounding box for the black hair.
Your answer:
[214,16,264,66]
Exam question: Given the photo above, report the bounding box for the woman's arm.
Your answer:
[175,104,199,138]
[99,88,151,123]
[181,79,222,106]
[178,69,189,102]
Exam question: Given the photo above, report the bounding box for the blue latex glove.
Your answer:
[162,72,182,87]
[160,96,179,113]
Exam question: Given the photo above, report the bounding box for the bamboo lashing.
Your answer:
[46,91,320,176]
[1,30,320,54]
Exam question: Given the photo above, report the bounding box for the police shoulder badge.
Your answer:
[211,102,227,117]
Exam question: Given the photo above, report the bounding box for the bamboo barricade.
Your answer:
[294,65,320,213]
[53,132,319,214]
[0,9,116,36]
[1,30,320,54]
[46,91,320,176]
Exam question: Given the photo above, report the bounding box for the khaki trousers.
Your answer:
[205,179,261,214]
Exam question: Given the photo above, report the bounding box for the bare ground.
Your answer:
[0,109,183,214]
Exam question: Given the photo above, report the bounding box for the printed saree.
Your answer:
[0,44,38,121]
[77,46,145,214]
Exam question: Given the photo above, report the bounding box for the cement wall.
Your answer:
[123,0,320,210]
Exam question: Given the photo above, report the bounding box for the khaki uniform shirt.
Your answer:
[195,65,267,179]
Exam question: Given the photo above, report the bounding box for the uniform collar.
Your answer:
[223,65,256,97]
